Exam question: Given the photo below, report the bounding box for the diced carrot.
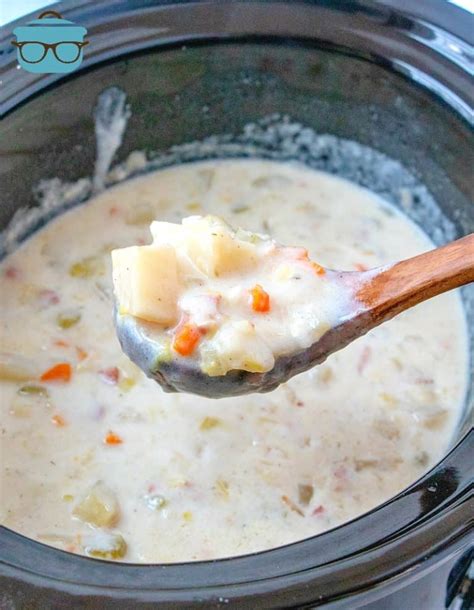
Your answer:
[250,284,270,313]
[281,495,304,516]
[76,347,88,361]
[40,363,72,383]
[173,323,202,356]
[354,262,368,272]
[51,414,66,427]
[283,246,309,260]
[104,431,123,445]
[283,247,325,275]
[312,505,325,516]
[54,339,70,348]
[310,261,326,275]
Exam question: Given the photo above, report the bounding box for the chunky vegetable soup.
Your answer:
[0,160,467,562]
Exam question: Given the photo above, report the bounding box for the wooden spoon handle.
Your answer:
[357,233,474,324]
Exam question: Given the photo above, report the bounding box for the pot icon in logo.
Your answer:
[12,11,88,74]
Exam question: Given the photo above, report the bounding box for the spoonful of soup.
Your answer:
[111,215,473,398]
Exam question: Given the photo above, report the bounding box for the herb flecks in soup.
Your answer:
[0,160,467,563]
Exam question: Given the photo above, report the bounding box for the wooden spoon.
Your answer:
[116,233,474,398]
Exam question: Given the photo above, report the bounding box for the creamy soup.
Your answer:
[0,160,468,562]
[112,214,353,380]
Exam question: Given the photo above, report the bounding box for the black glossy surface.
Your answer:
[0,1,472,608]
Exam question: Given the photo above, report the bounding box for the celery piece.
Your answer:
[57,310,81,329]
[18,384,49,397]
[84,532,127,560]
[298,484,314,506]
[200,416,221,431]
[69,256,104,278]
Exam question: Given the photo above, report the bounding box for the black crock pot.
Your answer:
[0,1,472,608]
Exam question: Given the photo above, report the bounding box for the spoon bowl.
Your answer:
[115,234,474,398]
[116,278,364,397]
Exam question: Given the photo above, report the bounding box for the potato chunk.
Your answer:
[149,220,185,245]
[72,481,120,528]
[200,321,275,376]
[151,216,259,278]
[111,244,179,325]
[183,216,258,277]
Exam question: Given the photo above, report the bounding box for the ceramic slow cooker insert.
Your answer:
[0,1,472,608]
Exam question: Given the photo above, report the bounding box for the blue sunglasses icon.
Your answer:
[12,40,89,64]
[12,11,89,74]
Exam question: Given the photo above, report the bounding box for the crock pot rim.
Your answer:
[1,0,473,119]
[0,1,472,606]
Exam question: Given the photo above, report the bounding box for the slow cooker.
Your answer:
[0,1,472,608]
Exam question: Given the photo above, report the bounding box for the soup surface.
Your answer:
[0,160,468,562]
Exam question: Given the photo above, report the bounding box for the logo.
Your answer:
[12,10,88,74]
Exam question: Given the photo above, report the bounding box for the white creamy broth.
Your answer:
[0,160,468,563]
